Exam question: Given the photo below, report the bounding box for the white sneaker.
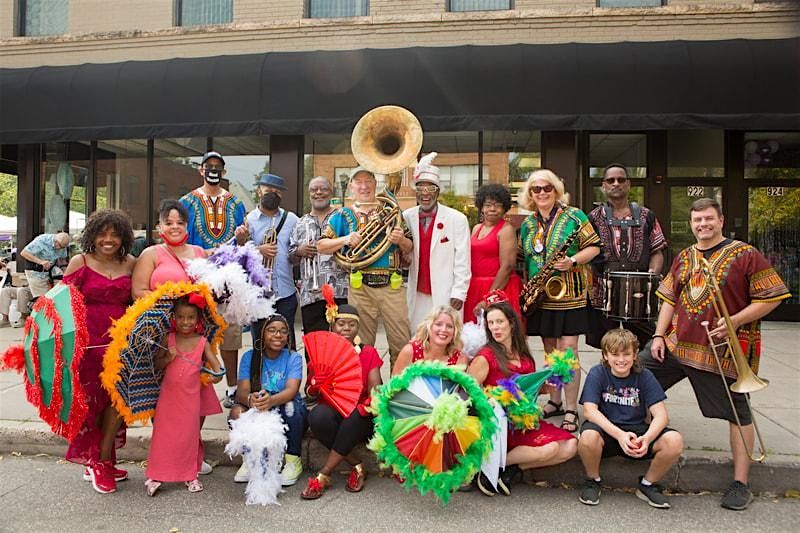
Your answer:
[234,462,249,483]
[280,454,303,486]
[198,461,213,475]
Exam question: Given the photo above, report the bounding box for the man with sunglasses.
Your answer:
[402,152,471,330]
[586,163,667,349]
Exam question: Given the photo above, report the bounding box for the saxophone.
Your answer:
[520,226,582,313]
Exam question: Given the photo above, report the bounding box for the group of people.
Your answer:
[27,148,788,512]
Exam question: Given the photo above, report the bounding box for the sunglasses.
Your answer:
[416,185,439,194]
[531,184,555,194]
[603,177,628,184]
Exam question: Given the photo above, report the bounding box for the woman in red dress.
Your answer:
[468,300,577,495]
[63,209,136,494]
[392,305,467,375]
[464,184,523,324]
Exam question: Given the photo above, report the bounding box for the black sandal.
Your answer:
[561,410,579,433]
[542,400,564,419]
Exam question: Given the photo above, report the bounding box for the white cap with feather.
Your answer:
[413,152,440,187]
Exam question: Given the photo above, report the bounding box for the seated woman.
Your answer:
[392,305,467,376]
[467,300,577,496]
[229,314,307,487]
[301,304,383,500]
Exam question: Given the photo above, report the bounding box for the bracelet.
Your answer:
[652,334,665,340]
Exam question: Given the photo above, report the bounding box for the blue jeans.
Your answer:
[277,395,307,456]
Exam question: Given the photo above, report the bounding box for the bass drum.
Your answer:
[603,271,660,322]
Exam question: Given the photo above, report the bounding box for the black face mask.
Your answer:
[260,192,281,211]
[204,167,222,184]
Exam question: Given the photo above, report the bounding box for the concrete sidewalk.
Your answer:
[1,320,798,494]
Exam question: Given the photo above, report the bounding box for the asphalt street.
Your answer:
[0,454,797,533]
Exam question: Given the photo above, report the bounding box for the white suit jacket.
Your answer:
[403,203,471,324]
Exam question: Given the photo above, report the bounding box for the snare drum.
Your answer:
[603,271,660,321]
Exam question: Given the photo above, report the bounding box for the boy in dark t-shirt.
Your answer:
[578,329,684,509]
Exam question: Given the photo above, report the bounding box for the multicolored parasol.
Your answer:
[100,281,226,425]
[485,348,580,432]
[1,283,89,440]
[303,331,363,417]
[367,361,497,505]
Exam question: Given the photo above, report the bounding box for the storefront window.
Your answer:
[667,130,724,179]
[749,186,800,305]
[211,136,270,213]
[421,132,480,219]
[669,186,724,254]
[744,132,800,180]
[153,138,207,210]
[483,130,541,219]
[19,0,68,37]
[95,139,149,236]
[588,133,646,210]
[40,142,91,243]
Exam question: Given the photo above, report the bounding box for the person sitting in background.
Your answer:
[578,328,683,509]
[392,305,467,376]
[301,304,382,500]
[20,232,70,297]
[0,254,32,327]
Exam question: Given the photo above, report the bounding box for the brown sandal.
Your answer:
[561,410,579,433]
[345,464,366,493]
[300,472,331,500]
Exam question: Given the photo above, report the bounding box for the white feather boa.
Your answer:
[460,314,487,360]
[225,408,288,506]
[187,259,275,326]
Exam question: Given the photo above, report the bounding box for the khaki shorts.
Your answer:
[220,323,243,351]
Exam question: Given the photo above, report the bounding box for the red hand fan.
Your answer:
[303,331,363,417]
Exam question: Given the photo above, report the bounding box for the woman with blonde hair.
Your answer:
[519,169,601,433]
[392,305,467,375]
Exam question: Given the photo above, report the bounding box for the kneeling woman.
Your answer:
[301,305,383,499]
[229,314,307,487]
[468,301,577,495]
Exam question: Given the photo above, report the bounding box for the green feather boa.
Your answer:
[367,361,497,505]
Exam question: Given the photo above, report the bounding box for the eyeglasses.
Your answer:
[530,184,555,194]
[309,187,331,194]
[416,185,439,194]
[265,328,289,336]
[603,177,628,185]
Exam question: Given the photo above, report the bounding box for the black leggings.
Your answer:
[308,403,374,457]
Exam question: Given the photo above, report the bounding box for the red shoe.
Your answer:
[84,465,128,482]
[87,461,117,494]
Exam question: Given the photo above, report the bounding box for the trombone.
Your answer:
[699,257,768,462]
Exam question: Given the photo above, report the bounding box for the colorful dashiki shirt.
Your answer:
[322,206,412,276]
[180,188,246,249]
[520,205,601,310]
[657,239,790,378]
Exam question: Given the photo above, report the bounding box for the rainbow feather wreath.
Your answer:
[367,361,497,505]
[485,348,579,432]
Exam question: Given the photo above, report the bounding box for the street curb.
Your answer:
[2,422,798,494]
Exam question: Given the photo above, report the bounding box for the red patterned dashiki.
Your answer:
[657,240,790,378]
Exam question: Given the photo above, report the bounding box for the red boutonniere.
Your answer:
[440,236,449,244]
[437,222,444,230]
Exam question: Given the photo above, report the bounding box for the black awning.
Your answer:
[1,38,798,143]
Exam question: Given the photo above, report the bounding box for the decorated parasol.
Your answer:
[1,283,89,440]
[368,361,497,505]
[303,331,363,417]
[100,281,226,425]
[485,348,580,432]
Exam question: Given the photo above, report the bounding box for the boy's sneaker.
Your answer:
[579,478,601,505]
[280,454,303,486]
[234,462,249,483]
[636,476,670,509]
[721,480,753,511]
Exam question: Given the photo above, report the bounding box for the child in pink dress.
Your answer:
[145,295,223,496]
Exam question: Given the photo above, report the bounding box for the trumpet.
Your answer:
[699,256,768,462]
[262,219,277,292]
[302,218,321,292]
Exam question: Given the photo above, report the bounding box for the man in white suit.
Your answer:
[403,152,472,330]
